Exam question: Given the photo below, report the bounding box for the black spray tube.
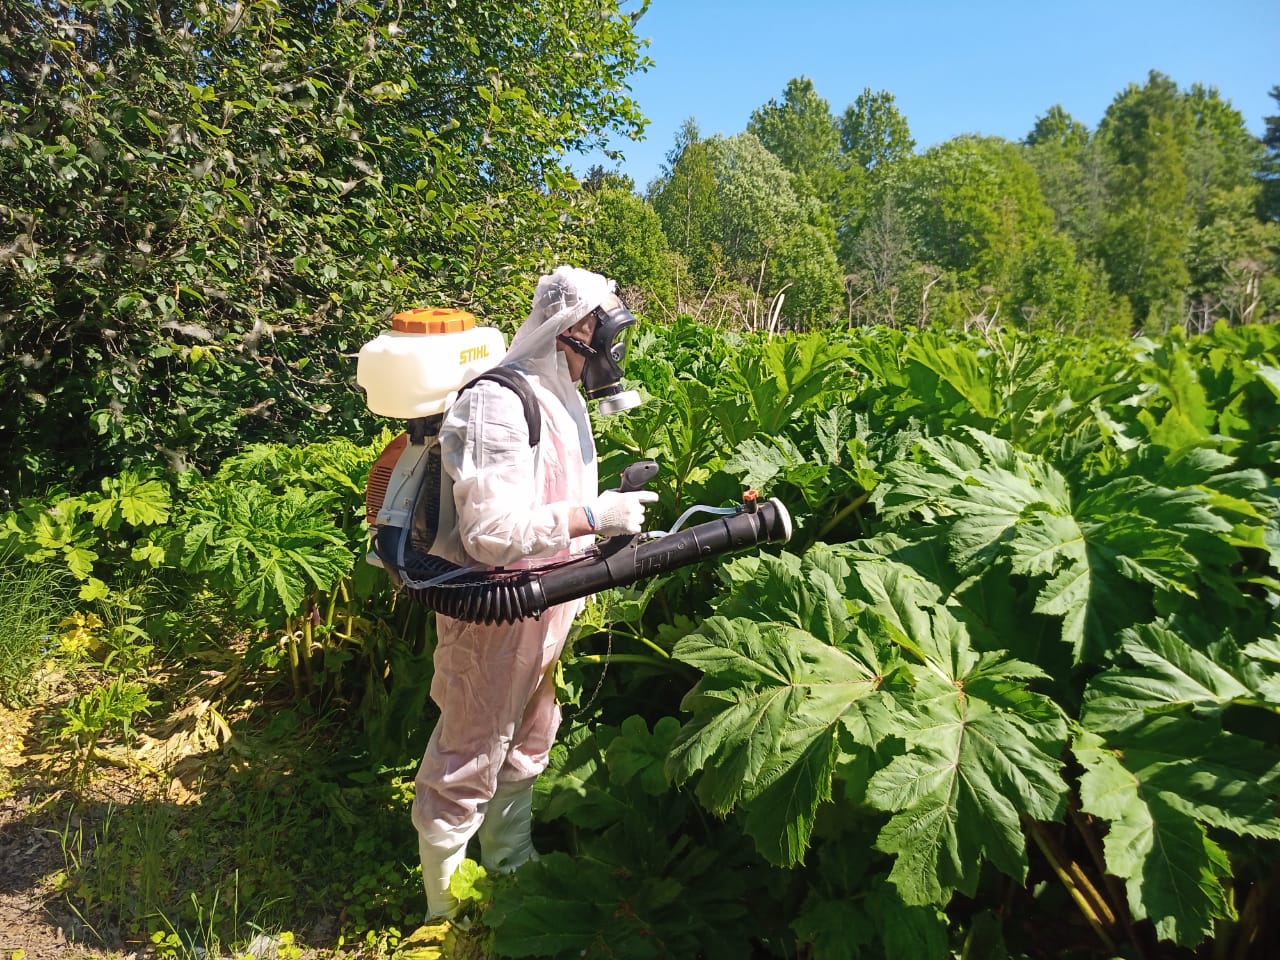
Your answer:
[536,497,791,609]
[380,494,792,625]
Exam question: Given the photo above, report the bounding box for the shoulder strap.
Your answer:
[462,366,542,447]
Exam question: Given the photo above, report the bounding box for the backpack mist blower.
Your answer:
[357,308,792,625]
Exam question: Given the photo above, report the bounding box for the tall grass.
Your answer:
[0,550,75,705]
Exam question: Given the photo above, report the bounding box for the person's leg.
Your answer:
[477,606,573,872]
[411,614,553,917]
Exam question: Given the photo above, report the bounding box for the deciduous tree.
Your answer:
[0,0,651,498]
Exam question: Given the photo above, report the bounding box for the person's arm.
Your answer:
[568,506,595,538]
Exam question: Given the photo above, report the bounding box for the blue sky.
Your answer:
[572,0,1280,191]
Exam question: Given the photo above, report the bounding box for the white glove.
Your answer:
[590,489,658,537]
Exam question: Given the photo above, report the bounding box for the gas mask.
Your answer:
[558,301,643,415]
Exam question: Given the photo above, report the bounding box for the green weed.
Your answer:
[58,677,158,782]
[0,551,75,705]
[61,754,422,951]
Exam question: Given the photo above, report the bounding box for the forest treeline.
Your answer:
[2,1,1278,503]
[587,74,1280,338]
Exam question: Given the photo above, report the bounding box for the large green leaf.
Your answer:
[1075,618,1280,946]
[715,548,854,646]
[487,850,751,960]
[864,606,1068,905]
[714,333,851,443]
[1081,619,1266,730]
[878,427,1249,662]
[180,483,351,622]
[903,335,998,421]
[83,471,172,529]
[1076,729,1234,947]
[794,876,948,960]
[877,429,1071,574]
[666,615,893,866]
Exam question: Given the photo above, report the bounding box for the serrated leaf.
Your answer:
[79,577,110,602]
[714,547,853,646]
[487,849,752,960]
[538,729,629,829]
[813,404,854,465]
[84,472,171,529]
[1115,716,1280,838]
[724,435,802,491]
[869,878,949,960]
[903,335,997,420]
[666,616,888,865]
[180,484,351,622]
[793,896,876,960]
[865,631,1069,905]
[880,428,1248,663]
[878,429,1071,572]
[1082,619,1263,730]
[1075,729,1234,946]
[64,544,98,579]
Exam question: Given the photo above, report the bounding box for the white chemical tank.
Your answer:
[357,308,507,419]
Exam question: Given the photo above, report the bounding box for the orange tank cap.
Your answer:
[391,307,477,335]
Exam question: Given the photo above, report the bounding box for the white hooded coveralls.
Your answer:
[410,268,609,917]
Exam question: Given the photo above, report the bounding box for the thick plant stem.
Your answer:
[1034,820,1118,930]
[815,491,870,541]
[285,634,300,698]
[573,653,687,675]
[300,616,315,694]
[1028,821,1119,954]
[1230,872,1270,960]
[1072,807,1148,960]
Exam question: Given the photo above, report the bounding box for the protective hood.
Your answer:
[502,266,616,370]
[497,266,613,463]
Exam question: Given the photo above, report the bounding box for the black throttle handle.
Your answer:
[618,460,659,493]
[597,460,660,555]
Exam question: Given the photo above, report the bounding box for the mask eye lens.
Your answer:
[610,324,633,363]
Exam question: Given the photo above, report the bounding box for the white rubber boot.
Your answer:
[418,835,469,921]
[477,777,538,873]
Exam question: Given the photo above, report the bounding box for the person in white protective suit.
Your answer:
[410,266,656,922]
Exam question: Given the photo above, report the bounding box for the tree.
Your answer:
[834,89,916,270]
[652,130,843,328]
[649,120,723,288]
[1256,85,1280,222]
[747,76,840,198]
[1026,105,1091,150]
[898,135,1111,333]
[840,88,916,172]
[582,165,637,195]
[583,187,675,314]
[1096,72,1195,329]
[904,137,1053,291]
[0,0,652,499]
[845,194,923,328]
[1185,187,1276,330]
[1184,84,1265,222]
[1023,106,1108,250]
[763,224,844,329]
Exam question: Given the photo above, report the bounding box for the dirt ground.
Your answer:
[0,794,121,960]
[1,705,130,960]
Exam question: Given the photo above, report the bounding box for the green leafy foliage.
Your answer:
[180,484,351,623]
[6,314,1278,959]
[0,0,650,500]
[488,717,779,959]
